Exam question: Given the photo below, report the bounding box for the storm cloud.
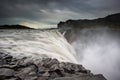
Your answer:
[0,0,120,28]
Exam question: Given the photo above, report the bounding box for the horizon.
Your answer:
[0,12,120,29]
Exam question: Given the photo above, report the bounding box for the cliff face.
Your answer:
[58,13,120,42]
[0,52,106,80]
[0,25,34,29]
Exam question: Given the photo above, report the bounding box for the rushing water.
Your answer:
[71,28,120,80]
[0,29,77,63]
[1,29,120,80]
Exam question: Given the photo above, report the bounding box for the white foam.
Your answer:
[0,30,77,63]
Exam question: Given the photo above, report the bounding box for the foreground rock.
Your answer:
[0,52,106,80]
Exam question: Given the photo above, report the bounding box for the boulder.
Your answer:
[0,68,15,79]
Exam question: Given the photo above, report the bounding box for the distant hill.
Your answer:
[0,25,34,29]
[58,13,120,30]
[58,13,120,43]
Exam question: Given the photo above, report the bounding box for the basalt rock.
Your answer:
[0,52,107,80]
[58,13,120,43]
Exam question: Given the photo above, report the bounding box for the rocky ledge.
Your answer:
[0,52,106,80]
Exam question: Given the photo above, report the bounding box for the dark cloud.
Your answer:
[0,0,120,28]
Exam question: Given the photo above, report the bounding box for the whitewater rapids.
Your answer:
[0,29,77,63]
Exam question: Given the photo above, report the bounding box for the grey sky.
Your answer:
[0,0,120,28]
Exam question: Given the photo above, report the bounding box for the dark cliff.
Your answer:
[58,13,120,42]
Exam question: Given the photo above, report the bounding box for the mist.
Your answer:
[71,28,120,80]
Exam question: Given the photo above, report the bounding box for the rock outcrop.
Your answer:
[58,13,120,42]
[0,52,106,80]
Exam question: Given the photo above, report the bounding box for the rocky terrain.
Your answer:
[0,25,34,29]
[0,52,106,80]
[58,13,120,42]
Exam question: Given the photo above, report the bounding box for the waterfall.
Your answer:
[0,29,77,63]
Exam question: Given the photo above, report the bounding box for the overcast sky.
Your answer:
[0,0,120,28]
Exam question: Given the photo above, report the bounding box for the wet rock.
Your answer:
[0,53,107,80]
[42,71,50,77]
[15,64,38,80]
[37,77,49,80]
[54,74,106,80]
[42,58,59,68]
[0,68,15,79]
[0,68,15,76]
[0,52,18,65]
